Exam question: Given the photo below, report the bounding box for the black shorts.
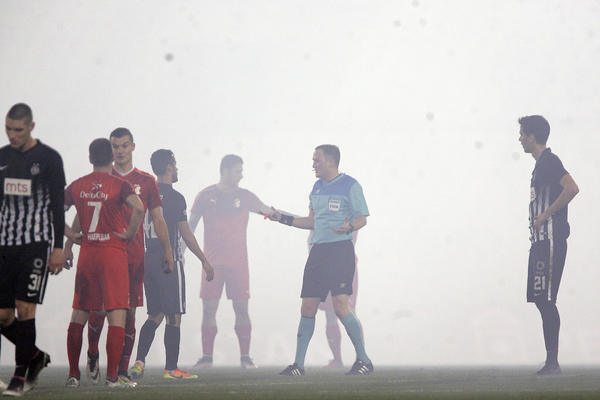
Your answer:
[0,242,51,307]
[301,240,355,301]
[527,239,567,304]
[144,251,186,316]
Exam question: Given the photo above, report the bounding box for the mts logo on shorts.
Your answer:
[4,178,32,196]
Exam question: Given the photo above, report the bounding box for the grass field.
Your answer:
[5,366,600,399]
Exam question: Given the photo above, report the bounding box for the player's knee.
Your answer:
[332,303,350,319]
[166,313,181,326]
[126,308,136,319]
[15,301,36,320]
[0,309,15,327]
[300,303,318,318]
[149,313,164,324]
[203,300,219,317]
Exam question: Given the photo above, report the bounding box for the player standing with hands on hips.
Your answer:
[519,115,579,375]
[269,144,373,376]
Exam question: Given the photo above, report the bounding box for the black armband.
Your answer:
[279,214,294,226]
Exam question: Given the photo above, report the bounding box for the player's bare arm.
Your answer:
[270,207,315,230]
[332,215,367,234]
[178,220,214,281]
[114,194,145,240]
[534,174,579,231]
[64,213,83,245]
[188,212,201,234]
[150,206,175,273]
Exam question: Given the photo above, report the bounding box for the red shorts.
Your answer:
[200,265,249,300]
[128,260,145,307]
[73,246,129,311]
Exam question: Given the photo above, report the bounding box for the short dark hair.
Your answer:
[220,154,243,174]
[315,144,340,167]
[109,127,134,142]
[151,149,176,175]
[89,138,113,166]
[7,103,33,124]
[518,115,550,145]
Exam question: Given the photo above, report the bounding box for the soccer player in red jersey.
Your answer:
[189,154,271,368]
[63,138,144,388]
[84,128,174,385]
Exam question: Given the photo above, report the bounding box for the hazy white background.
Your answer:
[1,0,599,367]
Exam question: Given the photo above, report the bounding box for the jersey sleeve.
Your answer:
[348,182,370,218]
[175,193,188,223]
[191,192,205,216]
[64,183,74,209]
[244,190,264,213]
[49,151,66,248]
[146,178,162,210]
[539,155,568,186]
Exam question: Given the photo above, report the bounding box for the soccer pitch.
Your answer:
[7,366,600,399]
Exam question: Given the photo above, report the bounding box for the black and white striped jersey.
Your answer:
[0,141,66,247]
[529,148,569,243]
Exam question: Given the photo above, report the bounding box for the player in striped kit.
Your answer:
[519,115,579,375]
[0,103,66,396]
[130,149,213,380]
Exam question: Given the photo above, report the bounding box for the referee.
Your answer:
[0,103,66,395]
[270,144,373,376]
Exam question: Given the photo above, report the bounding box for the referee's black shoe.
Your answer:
[345,359,374,375]
[279,364,305,376]
[24,351,51,392]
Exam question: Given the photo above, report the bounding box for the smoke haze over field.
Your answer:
[1,0,600,367]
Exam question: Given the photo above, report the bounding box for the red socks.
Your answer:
[106,326,125,381]
[118,317,136,374]
[87,311,105,357]
[67,323,84,379]
[201,325,217,357]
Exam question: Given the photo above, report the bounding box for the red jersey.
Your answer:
[65,171,135,250]
[112,167,162,263]
[191,185,263,267]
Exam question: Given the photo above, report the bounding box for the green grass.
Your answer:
[7,366,600,399]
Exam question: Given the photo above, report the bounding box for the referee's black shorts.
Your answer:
[527,239,567,304]
[301,240,355,302]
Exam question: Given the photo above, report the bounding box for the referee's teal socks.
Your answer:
[340,313,371,364]
[294,316,315,368]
